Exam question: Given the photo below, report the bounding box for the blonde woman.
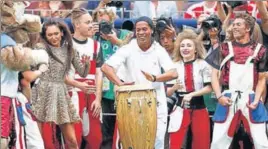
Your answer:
[167,29,212,149]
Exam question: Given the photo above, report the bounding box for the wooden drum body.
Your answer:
[115,85,157,149]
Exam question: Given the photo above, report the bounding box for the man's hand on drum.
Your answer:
[141,70,155,82]
[218,95,232,106]
[78,80,96,94]
[118,81,135,86]
[91,99,101,118]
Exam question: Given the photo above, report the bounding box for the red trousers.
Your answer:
[1,96,13,138]
[170,108,210,149]
[76,91,102,149]
[41,123,62,149]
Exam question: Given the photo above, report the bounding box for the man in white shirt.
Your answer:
[101,16,178,149]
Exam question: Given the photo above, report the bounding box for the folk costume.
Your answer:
[206,41,268,149]
[168,59,212,149]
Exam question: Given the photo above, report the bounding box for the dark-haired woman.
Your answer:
[31,19,90,149]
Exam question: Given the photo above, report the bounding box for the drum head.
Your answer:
[115,84,155,92]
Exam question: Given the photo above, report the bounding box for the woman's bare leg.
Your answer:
[59,123,78,149]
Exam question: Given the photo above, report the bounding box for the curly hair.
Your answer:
[235,13,256,36]
[40,19,74,74]
[173,29,206,62]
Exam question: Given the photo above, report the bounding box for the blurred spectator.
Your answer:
[31,1,73,18]
[25,1,39,9]
[186,0,202,8]
[254,1,268,47]
[72,1,88,9]
[87,0,132,18]
[247,1,268,19]
[132,0,178,19]
[184,1,217,19]
[87,0,105,12]
[176,1,187,17]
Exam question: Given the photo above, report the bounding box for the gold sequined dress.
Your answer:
[31,44,89,124]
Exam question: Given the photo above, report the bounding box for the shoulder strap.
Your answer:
[219,42,234,70]
[245,43,262,64]
[93,40,98,60]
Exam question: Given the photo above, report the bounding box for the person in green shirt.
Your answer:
[92,7,133,149]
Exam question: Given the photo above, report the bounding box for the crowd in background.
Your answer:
[24,1,268,19]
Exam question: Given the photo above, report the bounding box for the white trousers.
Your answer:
[211,91,268,149]
[155,101,168,149]
[16,93,44,149]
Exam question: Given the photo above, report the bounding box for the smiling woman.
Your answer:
[168,29,212,149]
[173,29,206,62]
[45,25,63,47]
[31,19,91,149]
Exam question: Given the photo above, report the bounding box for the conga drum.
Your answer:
[115,85,157,149]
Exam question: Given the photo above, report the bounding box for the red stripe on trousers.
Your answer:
[170,109,210,149]
[227,110,251,138]
[42,123,61,149]
[184,63,194,92]
[77,91,102,149]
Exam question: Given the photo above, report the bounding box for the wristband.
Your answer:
[217,95,223,100]
[152,75,156,82]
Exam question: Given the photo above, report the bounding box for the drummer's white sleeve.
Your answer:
[105,46,130,71]
[157,48,176,72]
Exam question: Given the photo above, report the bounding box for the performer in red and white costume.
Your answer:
[245,1,268,19]
[14,71,47,149]
[68,8,102,149]
[167,29,212,149]
[206,13,268,149]
[1,2,48,148]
